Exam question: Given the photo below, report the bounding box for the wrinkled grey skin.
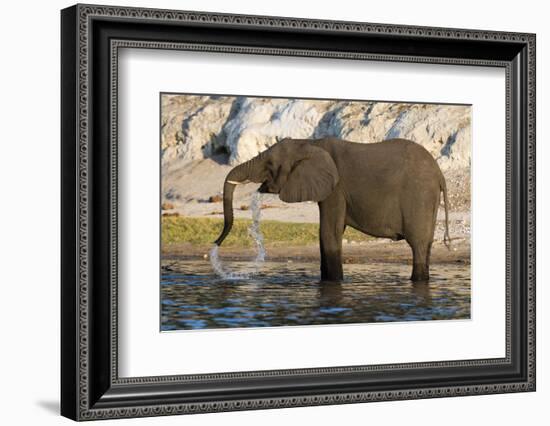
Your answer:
[215,137,450,282]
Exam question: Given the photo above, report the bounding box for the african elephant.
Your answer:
[214,137,450,282]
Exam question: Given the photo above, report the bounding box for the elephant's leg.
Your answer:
[409,240,432,282]
[318,190,346,282]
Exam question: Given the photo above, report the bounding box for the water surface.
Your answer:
[161,259,470,331]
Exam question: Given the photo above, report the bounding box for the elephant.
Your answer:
[214,137,450,282]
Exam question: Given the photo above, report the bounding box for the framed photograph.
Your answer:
[61,4,536,421]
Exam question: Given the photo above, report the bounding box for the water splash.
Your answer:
[210,192,266,279]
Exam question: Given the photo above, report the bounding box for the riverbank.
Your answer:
[162,238,470,265]
[161,214,470,265]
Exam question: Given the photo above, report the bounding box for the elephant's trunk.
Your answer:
[214,180,237,246]
[214,157,263,246]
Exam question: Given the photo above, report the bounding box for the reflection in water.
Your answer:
[161,260,470,331]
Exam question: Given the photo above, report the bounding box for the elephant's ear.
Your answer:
[279,145,339,203]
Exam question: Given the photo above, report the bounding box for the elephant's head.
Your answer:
[214,139,340,246]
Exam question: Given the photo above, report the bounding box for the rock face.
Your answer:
[161,94,471,172]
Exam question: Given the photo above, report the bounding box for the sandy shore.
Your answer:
[162,238,470,265]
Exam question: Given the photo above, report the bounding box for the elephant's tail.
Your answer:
[440,172,452,250]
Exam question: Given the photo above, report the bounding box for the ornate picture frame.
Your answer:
[61,4,535,421]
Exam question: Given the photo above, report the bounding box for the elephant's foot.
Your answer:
[411,263,429,282]
[320,252,344,282]
[320,263,343,282]
[320,272,343,283]
[321,275,343,283]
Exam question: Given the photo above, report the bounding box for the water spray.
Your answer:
[210,192,266,279]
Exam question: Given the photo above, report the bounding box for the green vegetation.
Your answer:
[162,216,373,247]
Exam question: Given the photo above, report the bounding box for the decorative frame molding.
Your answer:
[61,3,535,421]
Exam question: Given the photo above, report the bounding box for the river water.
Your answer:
[161,259,470,331]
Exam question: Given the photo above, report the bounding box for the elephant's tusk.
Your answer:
[227,180,250,185]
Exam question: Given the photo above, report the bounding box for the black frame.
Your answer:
[61,4,536,421]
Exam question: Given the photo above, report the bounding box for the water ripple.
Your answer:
[161,259,470,331]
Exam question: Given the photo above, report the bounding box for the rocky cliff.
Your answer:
[161,94,471,172]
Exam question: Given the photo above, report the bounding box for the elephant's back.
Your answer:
[366,138,435,160]
[320,137,442,184]
[338,137,443,203]
[364,138,441,176]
